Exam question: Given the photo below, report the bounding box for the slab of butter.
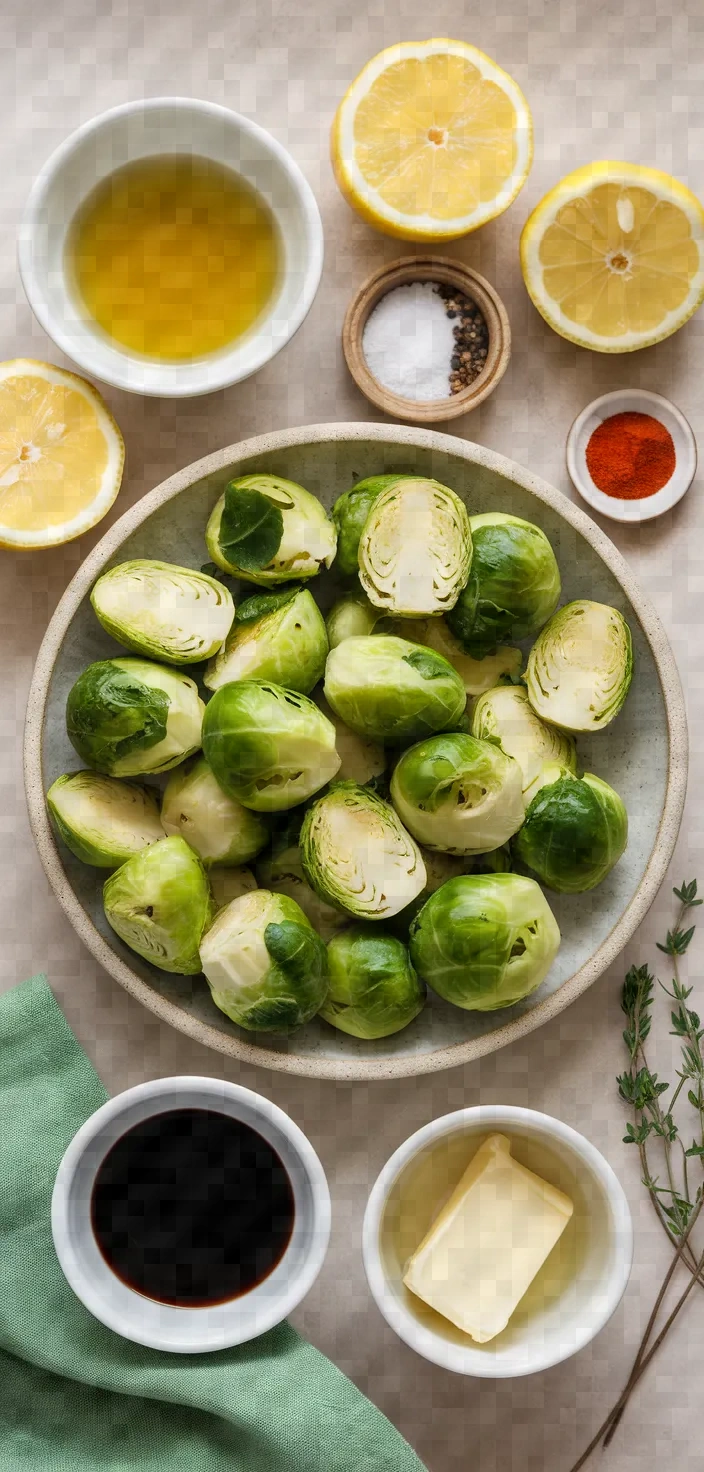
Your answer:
[402,1133,573,1343]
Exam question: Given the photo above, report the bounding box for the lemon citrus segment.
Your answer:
[520,162,704,352]
[0,360,124,548]
[331,39,533,241]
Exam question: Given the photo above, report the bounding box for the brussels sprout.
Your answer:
[103,835,213,974]
[46,771,164,868]
[314,692,386,785]
[391,733,525,856]
[409,873,560,1011]
[205,475,336,585]
[471,684,577,800]
[90,560,234,665]
[332,474,410,577]
[204,585,327,694]
[255,816,348,943]
[358,478,472,617]
[301,781,426,921]
[66,658,205,777]
[326,592,380,648]
[199,889,328,1032]
[202,680,341,812]
[525,599,633,733]
[377,616,523,695]
[320,926,426,1039]
[513,766,628,893]
[324,636,465,746]
[161,756,269,866]
[447,513,561,657]
[209,866,258,911]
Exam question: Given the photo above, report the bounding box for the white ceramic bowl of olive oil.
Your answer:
[363,1106,633,1377]
[18,98,324,397]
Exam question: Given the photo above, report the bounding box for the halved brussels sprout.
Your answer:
[409,873,560,1011]
[300,781,426,921]
[513,766,628,893]
[255,815,348,943]
[314,692,386,785]
[199,888,328,1032]
[324,635,465,745]
[90,560,235,665]
[390,732,525,856]
[209,866,258,911]
[326,592,380,648]
[46,771,164,868]
[204,585,327,694]
[103,835,213,974]
[471,684,577,800]
[161,756,269,866]
[320,926,426,1039]
[358,478,472,617]
[202,680,341,811]
[332,474,411,577]
[66,658,205,777]
[447,513,561,657]
[377,616,523,695]
[525,600,633,732]
[205,475,336,585]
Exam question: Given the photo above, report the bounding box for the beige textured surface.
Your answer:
[3,1,704,1467]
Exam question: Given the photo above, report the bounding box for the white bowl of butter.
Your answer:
[362,1106,632,1377]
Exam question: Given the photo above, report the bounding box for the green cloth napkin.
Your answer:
[0,975,425,1472]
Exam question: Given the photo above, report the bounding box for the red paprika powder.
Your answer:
[585,411,676,499]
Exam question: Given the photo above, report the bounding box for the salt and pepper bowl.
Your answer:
[566,388,697,524]
[342,256,511,424]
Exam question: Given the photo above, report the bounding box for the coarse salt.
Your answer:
[362,282,455,401]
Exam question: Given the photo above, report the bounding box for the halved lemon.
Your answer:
[520,162,704,352]
[0,360,124,549]
[331,39,533,241]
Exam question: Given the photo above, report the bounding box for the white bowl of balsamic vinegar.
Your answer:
[51,1077,331,1352]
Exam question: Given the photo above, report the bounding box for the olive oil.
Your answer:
[67,155,281,361]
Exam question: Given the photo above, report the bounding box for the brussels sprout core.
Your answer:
[391,733,525,856]
[447,513,561,657]
[513,768,628,892]
[324,635,465,746]
[202,680,341,811]
[471,684,576,799]
[199,889,328,1032]
[66,658,204,777]
[300,781,426,921]
[47,771,164,868]
[103,835,213,974]
[320,926,426,1039]
[204,586,327,694]
[205,475,336,585]
[90,559,234,665]
[161,756,269,866]
[358,478,472,617]
[525,599,633,733]
[409,873,560,1011]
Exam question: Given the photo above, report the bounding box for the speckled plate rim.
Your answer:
[23,422,688,1081]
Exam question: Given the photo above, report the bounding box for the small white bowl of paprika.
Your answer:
[566,388,697,523]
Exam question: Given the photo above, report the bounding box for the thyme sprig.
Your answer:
[570,880,704,1469]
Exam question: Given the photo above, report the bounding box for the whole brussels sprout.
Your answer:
[90,559,234,665]
[209,866,258,911]
[66,658,205,777]
[390,732,525,856]
[199,888,328,1032]
[447,513,561,657]
[378,616,523,695]
[46,770,164,868]
[103,835,213,974]
[513,766,628,893]
[202,680,341,811]
[332,474,409,577]
[525,600,633,732]
[471,684,576,800]
[358,477,472,618]
[409,873,560,1011]
[320,926,426,1039]
[300,780,426,921]
[205,475,336,585]
[255,814,348,944]
[324,636,465,746]
[161,756,269,866]
[204,585,327,694]
[326,592,380,648]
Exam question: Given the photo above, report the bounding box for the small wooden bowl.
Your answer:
[342,256,511,424]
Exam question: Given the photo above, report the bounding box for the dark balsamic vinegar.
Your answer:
[91,1109,295,1307]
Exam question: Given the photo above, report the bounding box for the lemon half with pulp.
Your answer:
[331,39,533,241]
[0,360,124,549]
[520,161,704,352]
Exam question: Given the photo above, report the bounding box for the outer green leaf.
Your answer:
[219,486,284,572]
